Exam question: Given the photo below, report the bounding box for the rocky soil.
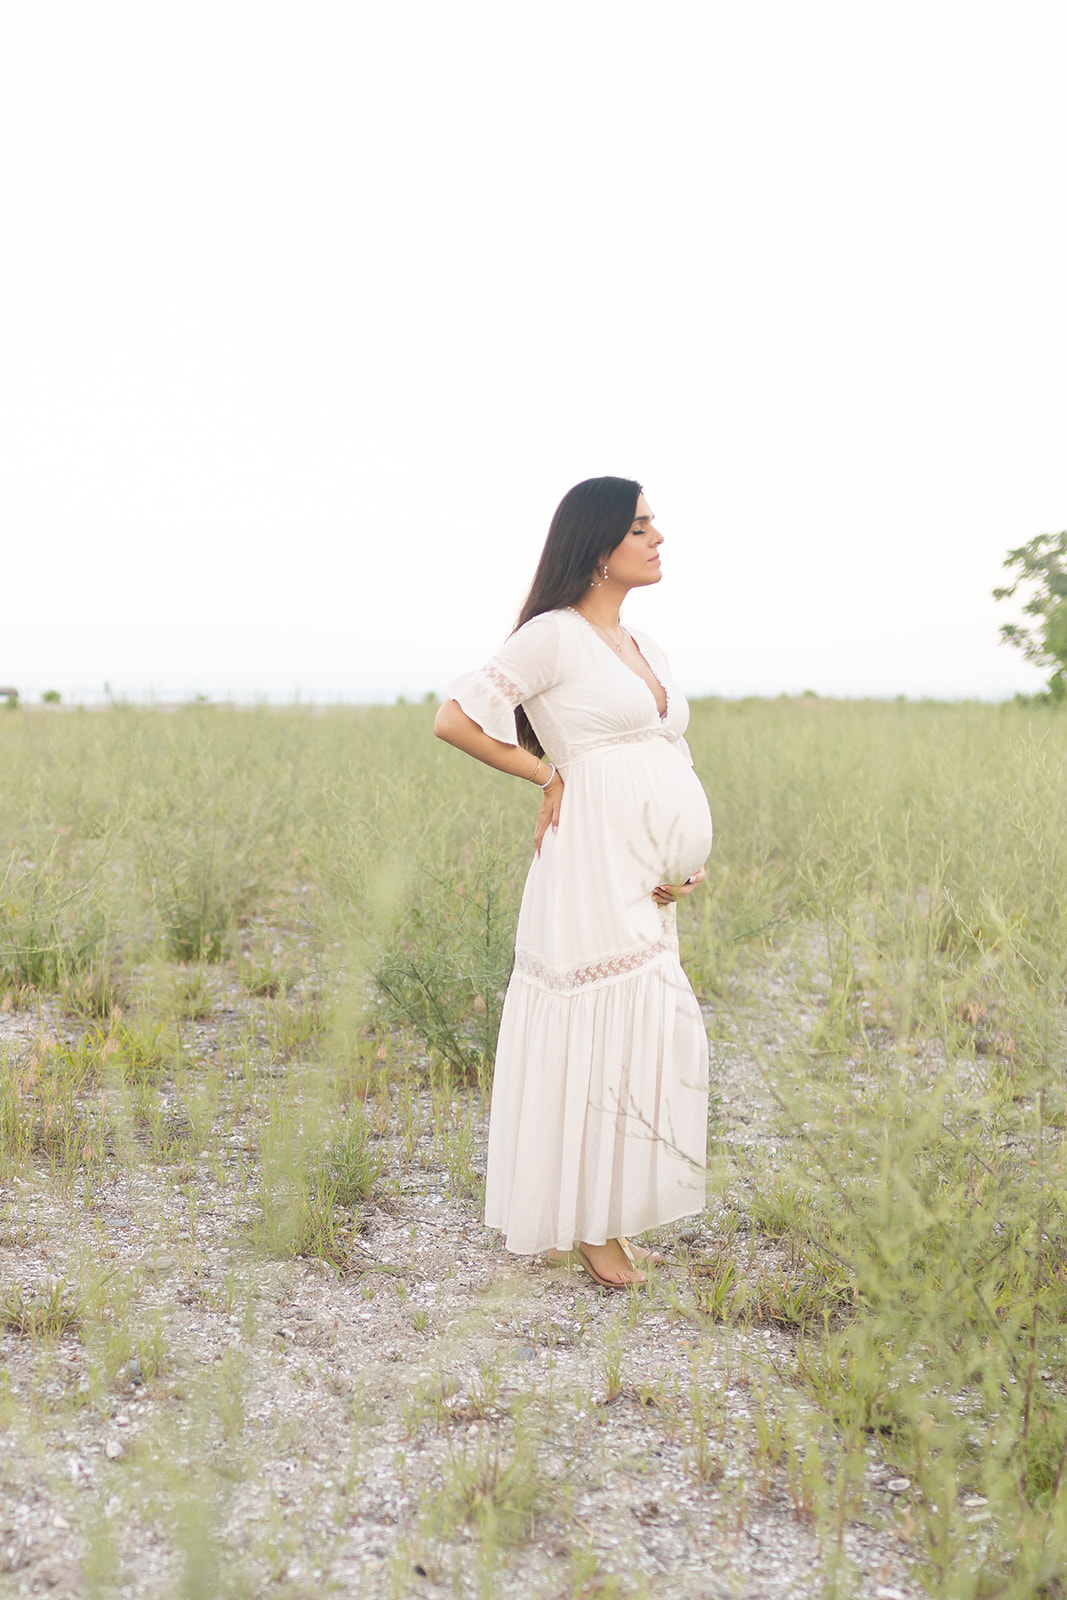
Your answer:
[0,982,923,1600]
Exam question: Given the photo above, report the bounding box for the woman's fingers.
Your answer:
[534,776,564,854]
[652,867,707,903]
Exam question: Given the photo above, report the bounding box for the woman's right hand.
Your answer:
[652,867,706,905]
[534,772,564,854]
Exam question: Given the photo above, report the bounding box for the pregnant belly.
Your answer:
[639,761,714,886]
[564,741,712,891]
[520,741,714,960]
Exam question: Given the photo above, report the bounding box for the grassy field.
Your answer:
[1,696,1066,1598]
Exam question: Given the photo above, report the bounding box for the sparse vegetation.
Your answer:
[2,1276,82,1339]
[0,696,1065,1596]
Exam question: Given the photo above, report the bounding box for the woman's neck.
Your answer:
[574,585,627,630]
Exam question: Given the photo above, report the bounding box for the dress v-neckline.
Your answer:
[565,607,669,722]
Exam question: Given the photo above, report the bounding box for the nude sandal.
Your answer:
[576,1246,646,1290]
[620,1237,662,1266]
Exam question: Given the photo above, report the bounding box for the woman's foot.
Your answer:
[576,1239,647,1289]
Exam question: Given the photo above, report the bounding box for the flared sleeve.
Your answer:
[446,612,561,747]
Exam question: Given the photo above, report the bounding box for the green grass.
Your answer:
[1,1277,83,1339]
[1,695,1066,1596]
[254,1098,385,1268]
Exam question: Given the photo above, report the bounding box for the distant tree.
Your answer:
[42,689,61,704]
[993,531,1067,702]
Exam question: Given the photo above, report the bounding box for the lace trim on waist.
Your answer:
[563,727,675,767]
[513,938,673,995]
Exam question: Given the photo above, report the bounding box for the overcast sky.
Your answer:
[2,0,1064,703]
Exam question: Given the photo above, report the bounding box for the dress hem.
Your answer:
[486,1191,708,1258]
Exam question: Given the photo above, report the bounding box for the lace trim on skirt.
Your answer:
[513,938,672,996]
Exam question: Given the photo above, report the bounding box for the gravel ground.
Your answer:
[0,983,924,1600]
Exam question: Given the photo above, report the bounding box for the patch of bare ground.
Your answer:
[0,969,922,1600]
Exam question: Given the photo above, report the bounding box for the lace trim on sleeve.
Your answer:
[513,939,672,996]
[445,666,520,745]
[483,662,523,705]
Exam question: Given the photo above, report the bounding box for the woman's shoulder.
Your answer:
[488,608,571,691]
[506,608,574,646]
[523,607,574,629]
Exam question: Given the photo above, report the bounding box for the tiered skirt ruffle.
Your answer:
[484,952,708,1254]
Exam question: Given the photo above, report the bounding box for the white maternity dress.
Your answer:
[448,605,713,1256]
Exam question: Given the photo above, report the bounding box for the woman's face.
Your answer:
[602,492,664,591]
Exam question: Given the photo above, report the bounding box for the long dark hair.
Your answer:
[514,476,642,755]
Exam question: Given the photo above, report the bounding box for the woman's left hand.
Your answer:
[652,868,706,906]
[534,772,564,855]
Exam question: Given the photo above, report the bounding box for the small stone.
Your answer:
[51,1514,70,1530]
[142,1255,175,1275]
[961,1493,988,1509]
[515,1345,537,1360]
[105,1439,125,1461]
[876,1589,907,1600]
[29,1556,68,1588]
[127,1356,144,1385]
[885,1476,911,1494]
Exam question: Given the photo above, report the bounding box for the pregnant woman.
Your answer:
[434,477,712,1288]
